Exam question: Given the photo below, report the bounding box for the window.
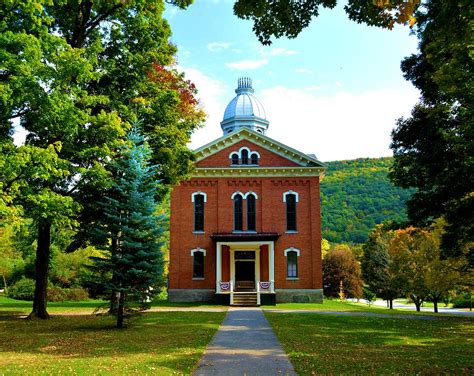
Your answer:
[285,193,297,231]
[234,194,243,231]
[231,153,239,165]
[247,194,256,231]
[286,250,298,278]
[193,193,205,232]
[192,249,205,278]
[250,153,259,165]
[241,149,249,164]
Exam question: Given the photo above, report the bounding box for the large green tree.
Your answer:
[0,0,204,318]
[389,0,473,265]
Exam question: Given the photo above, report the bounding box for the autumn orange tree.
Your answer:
[323,244,363,298]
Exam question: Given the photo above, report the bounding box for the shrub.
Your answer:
[452,295,472,309]
[47,287,89,302]
[8,278,36,301]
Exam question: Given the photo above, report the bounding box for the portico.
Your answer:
[212,233,278,305]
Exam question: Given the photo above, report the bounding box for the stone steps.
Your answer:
[232,293,259,306]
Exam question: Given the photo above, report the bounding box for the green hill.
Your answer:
[321,157,414,244]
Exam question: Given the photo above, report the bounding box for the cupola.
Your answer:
[220,77,270,135]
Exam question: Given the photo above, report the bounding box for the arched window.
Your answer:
[233,193,243,231]
[247,194,256,231]
[241,149,249,164]
[191,249,206,279]
[285,193,297,232]
[250,153,259,165]
[192,192,206,232]
[231,153,239,165]
[284,248,300,278]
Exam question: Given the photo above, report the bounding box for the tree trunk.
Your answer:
[29,220,51,319]
[2,274,7,295]
[116,291,125,328]
[389,299,393,309]
[433,298,438,313]
[109,237,119,314]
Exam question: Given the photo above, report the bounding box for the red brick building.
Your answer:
[169,78,325,305]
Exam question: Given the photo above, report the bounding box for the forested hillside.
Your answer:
[321,157,414,244]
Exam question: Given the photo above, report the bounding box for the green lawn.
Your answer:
[0,310,225,375]
[0,295,226,316]
[266,312,474,374]
[262,299,463,316]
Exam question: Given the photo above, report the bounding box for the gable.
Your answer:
[194,128,325,169]
[196,139,301,168]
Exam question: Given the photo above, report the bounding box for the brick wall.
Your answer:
[169,175,322,290]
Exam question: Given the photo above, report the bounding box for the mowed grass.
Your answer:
[263,299,464,316]
[0,295,226,317]
[266,312,474,375]
[0,310,225,375]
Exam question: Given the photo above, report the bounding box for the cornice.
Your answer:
[192,166,324,178]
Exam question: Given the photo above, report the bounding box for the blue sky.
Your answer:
[165,0,420,162]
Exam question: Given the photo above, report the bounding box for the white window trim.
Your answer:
[284,247,301,257]
[191,191,207,203]
[191,248,207,256]
[244,191,258,199]
[283,190,299,203]
[228,148,260,160]
[231,191,244,199]
[238,146,251,156]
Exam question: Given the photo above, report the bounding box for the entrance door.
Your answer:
[234,251,255,291]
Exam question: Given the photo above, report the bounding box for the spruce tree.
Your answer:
[92,125,165,328]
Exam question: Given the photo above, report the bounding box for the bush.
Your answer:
[8,278,36,301]
[47,286,89,302]
[452,295,472,309]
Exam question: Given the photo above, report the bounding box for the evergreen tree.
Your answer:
[92,126,165,328]
[361,224,400,309]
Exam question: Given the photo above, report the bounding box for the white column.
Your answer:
[216,242,222,292]
[269,241,275,292]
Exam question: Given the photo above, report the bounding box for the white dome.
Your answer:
[220,77,269,135]
[223,93,267,120]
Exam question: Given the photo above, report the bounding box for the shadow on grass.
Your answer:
[266,312,474,374]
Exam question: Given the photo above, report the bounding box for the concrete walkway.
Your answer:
[193,307,296,376]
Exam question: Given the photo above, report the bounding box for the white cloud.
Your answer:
[180,67,228,149]
[259,85,419,161]
[207,42,230,52]
[305,85,321,91]
[295,68,313,75]
[335,81,343,88]
[225,59,269,70]
[231,48,243,54]
[269,48,298,56]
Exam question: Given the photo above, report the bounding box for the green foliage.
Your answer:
[362,287,376,306]
[91,126,165,325]
[47,287,89,302]
[8,278,36,301]
[321,157,413,243]
[390,0,473,264]
[0,0,205,317]
[361,224,400,302]
[452,295,473,309]
[233,0,419,45]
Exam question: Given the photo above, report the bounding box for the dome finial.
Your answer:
[236,77,254,94]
